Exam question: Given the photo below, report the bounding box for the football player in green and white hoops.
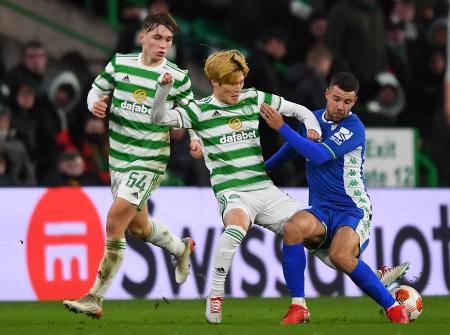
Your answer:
[63,13,197,319]
[150,49,322,324]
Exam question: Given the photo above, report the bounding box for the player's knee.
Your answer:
[283,219,304,243]
[329,249,350,271]
[105,219,121,237]
[127,225,146,239]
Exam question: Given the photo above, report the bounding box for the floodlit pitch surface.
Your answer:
[0,296,448,334]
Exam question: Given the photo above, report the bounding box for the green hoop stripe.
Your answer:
[109,148,169,164]
[212,163,265,176]
[208,146,262,162]
[109,129,169,149]
[110,112,169,132]
[224,228,245,242]
[199,97,258,112]
[199,113,259,131]
[213,175,270,194]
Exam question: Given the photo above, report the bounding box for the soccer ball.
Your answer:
[390,285,423,321]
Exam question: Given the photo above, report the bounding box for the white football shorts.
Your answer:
[110,170,162,210]
[217,186,301,234]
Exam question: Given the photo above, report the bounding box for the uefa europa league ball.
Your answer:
[390,285,423,321]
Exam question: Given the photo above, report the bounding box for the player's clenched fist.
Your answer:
[159,72,173,85]
[92,96,109,118]
[189,140,203,159]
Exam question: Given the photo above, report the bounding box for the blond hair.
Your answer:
[204,49,249,84]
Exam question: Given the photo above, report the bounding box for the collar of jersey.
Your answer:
[138,53,167,69]
[210,94,232,107]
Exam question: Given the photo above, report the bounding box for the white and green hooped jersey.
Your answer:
[174,88,283,195]
[93,53,193,175]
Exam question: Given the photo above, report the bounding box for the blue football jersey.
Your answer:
[301,109,372,216]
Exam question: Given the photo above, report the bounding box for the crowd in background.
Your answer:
[1,0,450,187]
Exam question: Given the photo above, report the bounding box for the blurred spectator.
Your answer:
[0,40,5,79]
[439,5,450,185]
[301,12,328,54]
[9,80,60,181]
[57,51,94,146]
[246,28,293,185]
[40,148,103,187]
[60,51,94,95]
[166,128,210,186]
[429,113,450,186]
[0,80,10,105]
[48,71,81,149]
[390,0,418,42]
[385,20,414,98]
[357,72,404,126]
[0,149,17,186]
[6,40,49,100]
[324,0,387,102]
[404,18,447,140]
[246,28,288,95]
[283,43,332,110]
[416,0,438,41]
[0,104,35,185]
[230,0,290,47]
[80,116,109,185]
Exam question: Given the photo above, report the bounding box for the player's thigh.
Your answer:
[254,187,300,235]
[287,210,327,246]
[217,190,259,229]
[332,211,371,257]
[106,197,139,235]
[329,226,360,259]
[111,170,162,210]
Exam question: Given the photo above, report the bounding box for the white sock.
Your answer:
[210,225,246,296]
[292,297,307,308]
[146,218,184,257]
[90,238,126,298]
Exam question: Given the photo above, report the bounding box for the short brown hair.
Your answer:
[142,12,179,34]
[329,72,359,93]
[204,50,249,84]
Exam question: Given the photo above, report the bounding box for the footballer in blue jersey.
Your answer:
[262,72,410,324]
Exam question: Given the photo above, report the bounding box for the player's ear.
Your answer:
[211,80,219,88]
[138,31,144,44]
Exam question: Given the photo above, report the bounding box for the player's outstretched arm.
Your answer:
[151,72,182,127]
[261,104,332,164]
[276,100,322,141]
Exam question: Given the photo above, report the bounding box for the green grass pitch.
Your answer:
[0,296,448,335]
